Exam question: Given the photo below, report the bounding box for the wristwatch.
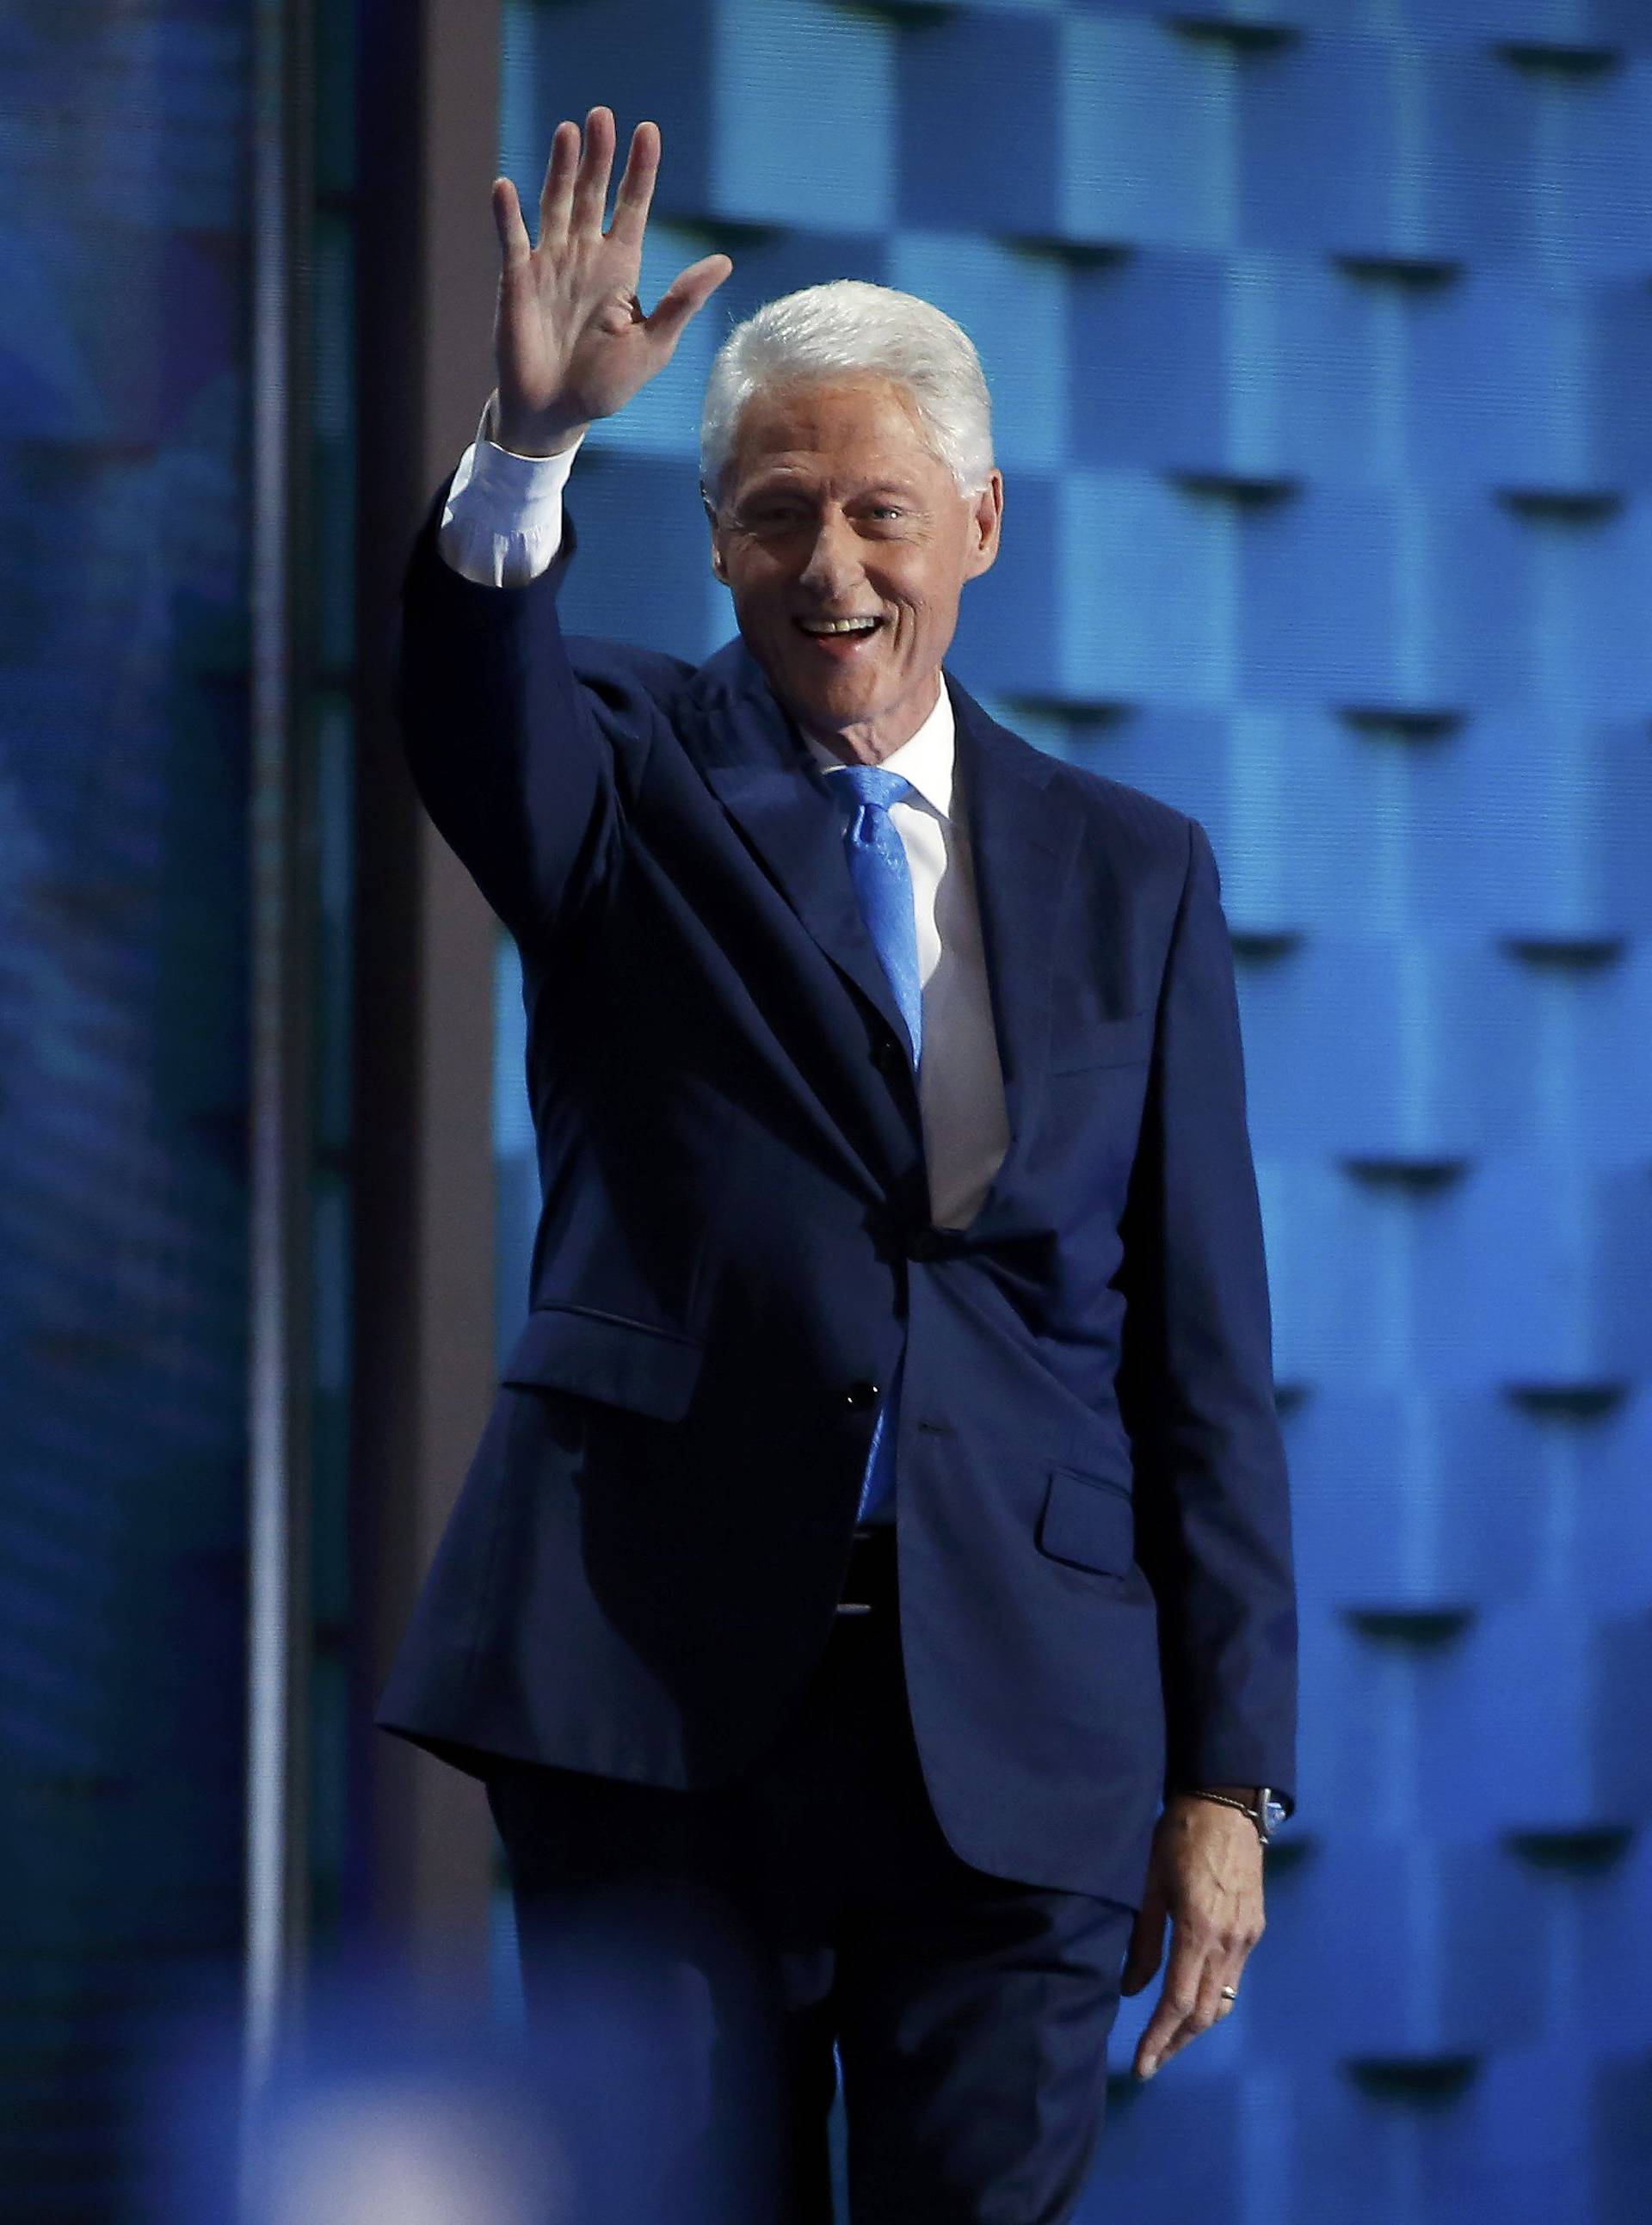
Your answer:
[1183,1786,1288,1845]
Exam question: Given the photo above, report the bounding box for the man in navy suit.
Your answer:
[378,108,1297,2224]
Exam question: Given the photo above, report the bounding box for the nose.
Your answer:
[797,509,862,601]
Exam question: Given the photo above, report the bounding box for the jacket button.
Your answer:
[908,1227,945,1263]
[844,1380,880,1410]
[872,1035,906,1078]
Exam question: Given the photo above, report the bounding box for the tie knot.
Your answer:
[825,764,914,822]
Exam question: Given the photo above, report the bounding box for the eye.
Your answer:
[740,499,806,530]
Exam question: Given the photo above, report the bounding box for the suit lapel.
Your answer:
[949,678,1082,1214]
[682,642,917,1056]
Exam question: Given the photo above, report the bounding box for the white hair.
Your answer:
[700,279,995,504]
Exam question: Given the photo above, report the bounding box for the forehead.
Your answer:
[728,374,951,490]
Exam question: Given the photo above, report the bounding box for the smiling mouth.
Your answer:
[795,615,884,638]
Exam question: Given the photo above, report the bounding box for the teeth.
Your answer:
[798,617,880,635]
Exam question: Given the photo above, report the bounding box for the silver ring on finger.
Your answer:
[1219,1986,1238,2004]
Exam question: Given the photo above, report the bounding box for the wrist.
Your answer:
[1168,1784,1286,1846]
[487,389,590,459]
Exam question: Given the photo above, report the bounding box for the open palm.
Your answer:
[490,107,732,456]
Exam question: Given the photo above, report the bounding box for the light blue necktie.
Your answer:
[824,765,922,1525]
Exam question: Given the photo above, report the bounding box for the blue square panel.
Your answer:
[893,9,1062,237]
[1059,14,1232,251]
[1057,465,1243,705]
[558,453,719,661]
[1068,249,1229,473]
[710,0,895,230]
[946,466,1061,700]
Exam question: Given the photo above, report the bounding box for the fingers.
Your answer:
[570,104,618,237]
[537,118,580,245]
[643,253,734,350]
[491,176,531,269]
[1119,1878,1167,1998]
[1177,1942,1248,2060]
[1132,1919,1261,2080]
[1131,1931,1205,2081]
[607,120,662,247]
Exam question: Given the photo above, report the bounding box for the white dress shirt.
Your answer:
[439,415,1012,1230]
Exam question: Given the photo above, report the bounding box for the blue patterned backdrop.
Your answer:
[0,3,252,2212]
[9,0,1641,2214]
[491,3,1652,2217]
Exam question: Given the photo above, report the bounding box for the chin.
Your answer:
[788,680,876,731]
[802,683,872,721]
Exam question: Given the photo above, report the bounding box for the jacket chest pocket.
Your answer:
[500,1302,705,1422]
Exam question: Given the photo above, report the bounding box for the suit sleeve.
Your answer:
[394,471,644,949]
[1117,815,1299,1815]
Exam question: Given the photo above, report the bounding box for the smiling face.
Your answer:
[706,376,1003,763]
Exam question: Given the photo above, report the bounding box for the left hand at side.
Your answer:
[1122,1790,1266,2080]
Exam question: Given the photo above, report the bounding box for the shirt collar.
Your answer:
[798,676,956,820]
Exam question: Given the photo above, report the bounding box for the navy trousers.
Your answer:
[487,1531,1137,2225]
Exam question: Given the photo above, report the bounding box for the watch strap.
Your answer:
[1180,1787,1276,1845]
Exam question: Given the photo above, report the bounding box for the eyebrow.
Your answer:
[739,476,928,503]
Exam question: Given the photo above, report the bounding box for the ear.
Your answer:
[963,470,1004,582]
[704,492,728,582]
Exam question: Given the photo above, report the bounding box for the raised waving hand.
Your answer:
[489,107,732,457]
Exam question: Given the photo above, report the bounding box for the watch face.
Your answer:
[1262,1796,1287,1834]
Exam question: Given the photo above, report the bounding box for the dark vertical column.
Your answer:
[0,2,257,2206]
[247,0,367,2056]
[350,0,503,1993]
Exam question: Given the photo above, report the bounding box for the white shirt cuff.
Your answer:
[436,400,584,587]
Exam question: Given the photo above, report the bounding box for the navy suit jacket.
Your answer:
[377,479,1298,1908]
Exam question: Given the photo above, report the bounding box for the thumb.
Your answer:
[1120,1874,1168,1996]
[644,252,734,354]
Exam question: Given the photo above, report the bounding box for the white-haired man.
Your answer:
[379,108,1297,2225]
